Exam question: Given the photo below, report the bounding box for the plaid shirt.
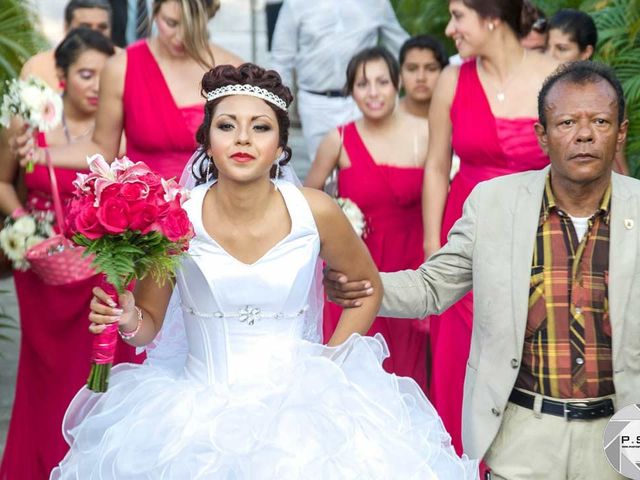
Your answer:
[515,175,614,398]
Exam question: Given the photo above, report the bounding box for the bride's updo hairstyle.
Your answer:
[193,63,294,185]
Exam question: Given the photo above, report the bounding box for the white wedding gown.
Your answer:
[51,181,478,479]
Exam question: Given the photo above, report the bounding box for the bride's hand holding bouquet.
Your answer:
[67,154,193,392]
[88,286,138,348]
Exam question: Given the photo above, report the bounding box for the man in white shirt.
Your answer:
[270,0,408,163]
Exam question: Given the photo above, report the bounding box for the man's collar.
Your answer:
[539,173,611,226]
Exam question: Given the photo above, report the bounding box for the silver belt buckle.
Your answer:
[563,401,589,420]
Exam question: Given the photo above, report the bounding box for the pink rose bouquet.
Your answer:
[68,154,193,392]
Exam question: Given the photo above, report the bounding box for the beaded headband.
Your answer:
[205,84,288,111]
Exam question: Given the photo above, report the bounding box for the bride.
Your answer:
[51,63,477,479]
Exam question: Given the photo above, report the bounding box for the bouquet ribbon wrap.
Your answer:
[86,277,120,392]
[68,154,193,393]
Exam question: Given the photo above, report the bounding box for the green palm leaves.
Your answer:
[590,0,640,175]
[0,0,48,88]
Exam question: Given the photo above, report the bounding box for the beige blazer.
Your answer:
[380,167,640,460]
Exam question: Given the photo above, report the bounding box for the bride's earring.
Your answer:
[273,160,281,191]
[207,157,213,181]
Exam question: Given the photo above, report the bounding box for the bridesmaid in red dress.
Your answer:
[0,29,139,479]
[5,2,242,476]
[17,0,242,178]
[423,0,559,459]
[305,47,430,392]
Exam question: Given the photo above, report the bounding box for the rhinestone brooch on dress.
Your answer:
[238,306,262,325]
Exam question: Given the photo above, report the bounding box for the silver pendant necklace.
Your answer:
[62,114,94,144]
[479,49,527,103]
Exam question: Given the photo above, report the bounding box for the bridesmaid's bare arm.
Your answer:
[304,129,342,189]
[421,65,458,258]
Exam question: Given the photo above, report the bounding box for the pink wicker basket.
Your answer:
[24,149,96,285]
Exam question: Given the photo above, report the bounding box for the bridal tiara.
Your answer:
[205,84,288,111]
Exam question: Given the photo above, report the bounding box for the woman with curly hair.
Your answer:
[51,63,477,479]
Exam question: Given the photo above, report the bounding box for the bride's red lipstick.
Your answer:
[230,152,255,162]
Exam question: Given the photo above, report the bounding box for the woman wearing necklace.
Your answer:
[0,28,137,479]
[13,0,242,181]
[422,0,558,460]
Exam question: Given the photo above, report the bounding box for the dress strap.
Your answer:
[183,181,211,239]
[275,181,318,234]
[340,122,377,170]
[123,40,195,150]
[450,59,505,168]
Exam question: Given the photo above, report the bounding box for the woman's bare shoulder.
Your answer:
[440,63,462,87]
[441,62,462,79]
[433,63,462,102]
[101,50,127,97]
[527,50,561,79]
[319,127,341,150]
[300,186,334,210]
[299,186,339,223]
[105,49,127,76]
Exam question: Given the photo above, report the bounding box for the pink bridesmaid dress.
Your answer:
[1,41,204,479]
[0,138,140,480]
[429,59,549,456]
[323,122,428,392]
[123,40,203,180]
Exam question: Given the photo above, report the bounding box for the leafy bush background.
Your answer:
[0,0,48,88]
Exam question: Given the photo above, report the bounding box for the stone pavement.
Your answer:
[0,276,19,458]
[0,0,313,460]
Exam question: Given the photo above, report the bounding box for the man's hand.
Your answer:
[323,268,374,308]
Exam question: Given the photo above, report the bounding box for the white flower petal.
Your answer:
[12,216,37,236]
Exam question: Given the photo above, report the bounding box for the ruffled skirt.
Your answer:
[51,334,477,479]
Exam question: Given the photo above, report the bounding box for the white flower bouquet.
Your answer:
[335,197,366,238]
[0,211,55,271]
[0,76,63,172]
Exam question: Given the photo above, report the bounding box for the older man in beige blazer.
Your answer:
[326,62,636,479]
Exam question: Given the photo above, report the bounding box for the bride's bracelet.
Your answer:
[118,306,143,340]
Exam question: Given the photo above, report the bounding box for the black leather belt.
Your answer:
[509,389,614,421]
[304,89,345,98]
